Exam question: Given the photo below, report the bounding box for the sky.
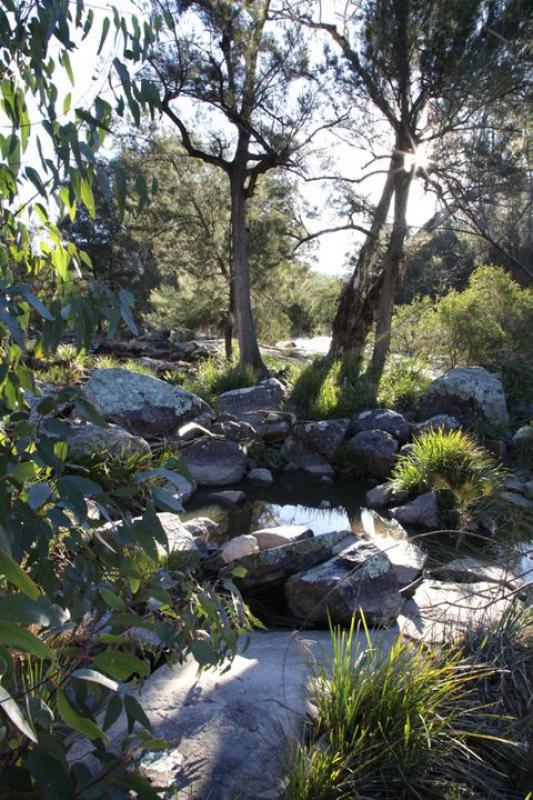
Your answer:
[20,0,438,278]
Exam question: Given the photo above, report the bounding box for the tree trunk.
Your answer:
[369,163,413,380]
[229,170,266,373]
[329,162,395,359]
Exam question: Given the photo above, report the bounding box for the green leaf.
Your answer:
[103,693,122,730]
[124,694,152,733]
[0,623,54,660]
[92,651,149,681]
[232,565,248,579]
[99,587,126,612]
[98,17,111,55]
[0,550,39,599]
[26,749,75,799]
[71,668,120,692]
[27,482,52,511]
[0,596,68,629]
[0,683,37,743]
[56,689,106,741]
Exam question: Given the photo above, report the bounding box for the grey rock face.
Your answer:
[285,540,402,626]
[218,379,287,420]
[347,429,399,478]
[83,368,205,436]
[180,439,247,486]
[428,557,523,592]
[421,367,509,431]
[64,423,151,461]
[416,414,461,434]
[291,418,350,459]
[352,408,412,444]
[154,512,201,566]
[399,580,517,643]
[391,491,440,529]
[280,435,332,469]
[360,509,426,594]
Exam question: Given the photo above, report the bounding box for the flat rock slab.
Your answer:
[428,556,524,592]
[69,629,395,800]
[398,580,517,643]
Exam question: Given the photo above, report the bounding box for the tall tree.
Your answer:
[149,0,325,371]
[297,0,531,377]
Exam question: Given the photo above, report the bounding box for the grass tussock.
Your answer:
[180,357,259,406]
[389,428,505,506]
[285,612,532,800]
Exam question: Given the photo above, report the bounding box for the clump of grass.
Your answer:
[70,446,154,509]
[35,343,89,385]
[288,356,376,420]
[389,428,504,505]
[182,357,259,406]
[377,357,431,411]
[285,618,524,800]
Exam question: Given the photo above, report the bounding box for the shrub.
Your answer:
[390,266,533,404]
[389,428,504,509]
[285,619,520,800]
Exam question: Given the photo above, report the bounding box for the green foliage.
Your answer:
[0,3,252,797]
[377,357,431,410]
[181,358,259,406]
[389,429,504,516]
[285,618,522,800]
[391,266,533,403]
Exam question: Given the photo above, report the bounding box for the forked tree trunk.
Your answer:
[229,169,266,373]
[329,162,395,359]
[369,164,413,379]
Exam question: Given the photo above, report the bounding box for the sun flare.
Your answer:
[403,143,431,172]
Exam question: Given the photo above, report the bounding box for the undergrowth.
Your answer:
[285,612,531,800]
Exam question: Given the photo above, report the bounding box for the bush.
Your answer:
[285,618,522,800]
[390,266,533,404]
[377,357,431,410]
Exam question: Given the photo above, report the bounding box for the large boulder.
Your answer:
[285,540,403,626]
[420,367,509,431]
[218,379,287,421]
[347,429,399,478]
[180,438,247,486]
[63,423,151,462]
[83,368,206,436]
[290,418,350,460]
[280,435,331,469]
[352,408,412,444]
[390,491,440,529]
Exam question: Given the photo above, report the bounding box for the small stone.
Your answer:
[202,490,247,508]
[319,500,331,509]
[304,463,334,478]
[416,415,460,434]
[352,408,412,443]
[251,525,313,550]
[247,468,274,484]
[391,491,440,529]
[219,535,260,563]
[138,748,184,788]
